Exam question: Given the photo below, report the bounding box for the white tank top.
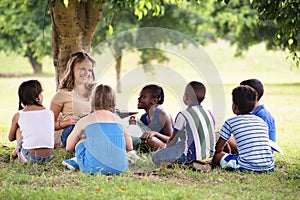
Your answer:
[18,109,54,149]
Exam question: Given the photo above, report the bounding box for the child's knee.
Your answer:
[212,152,225,168]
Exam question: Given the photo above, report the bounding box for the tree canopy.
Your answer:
[0,0,51,73]
[219,0,299,66]
[0,0,298,80]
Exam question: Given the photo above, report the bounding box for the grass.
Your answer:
[0,41,299,199]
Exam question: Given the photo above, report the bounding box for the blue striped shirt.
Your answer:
[219,114,275,171]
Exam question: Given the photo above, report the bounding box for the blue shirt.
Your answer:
[252,104,276,142]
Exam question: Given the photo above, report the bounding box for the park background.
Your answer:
[0,0,299,199]
[0,40,299,199]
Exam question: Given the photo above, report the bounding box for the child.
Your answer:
[8,80,54,163]
[212,85,275,173]
[133,84,173,152]
[152,81,216,166]
[240,78,276,142]
[63,84,133,175]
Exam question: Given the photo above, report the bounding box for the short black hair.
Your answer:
[232,85,257,114]
[240,79,264,101]
[185,81,206,104]
[142,84,164,105]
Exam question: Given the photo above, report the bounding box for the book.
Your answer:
[269,140,284,155]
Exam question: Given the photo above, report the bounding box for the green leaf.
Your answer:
[108,24,113,35]
[63,0,68,8]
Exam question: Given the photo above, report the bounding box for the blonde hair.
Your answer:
[91,84,116,113]
[59,52,96,95]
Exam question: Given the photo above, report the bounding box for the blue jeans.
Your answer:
[61,125,75,148]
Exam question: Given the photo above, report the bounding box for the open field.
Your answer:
[0,42,299,199]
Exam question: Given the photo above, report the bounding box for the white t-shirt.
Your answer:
[18,109,54,149]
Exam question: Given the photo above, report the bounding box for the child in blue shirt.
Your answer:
[240,78,276,142]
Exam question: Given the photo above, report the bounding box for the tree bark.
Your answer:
[48,0,105,89]
[115,55,122,93]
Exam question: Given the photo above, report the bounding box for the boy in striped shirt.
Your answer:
[152,81,216,166]
[212,85,275,173]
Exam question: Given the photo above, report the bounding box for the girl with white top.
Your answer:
[8,80,54,163]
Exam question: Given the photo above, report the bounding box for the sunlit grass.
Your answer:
[0,42,299,199]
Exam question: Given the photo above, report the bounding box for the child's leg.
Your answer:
[146,136,166,150]
[211,152,225,169]
[152,140,186,165]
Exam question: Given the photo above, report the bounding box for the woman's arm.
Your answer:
[8,113,19,142]
[50,102,63,131]
[51,102,76,130]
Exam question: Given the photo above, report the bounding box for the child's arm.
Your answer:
[166,130,178,147]
[65,125,81,152]
[124,129,133,152]
[215,137,228,153]
[212,137,228,168]
[161,112,173,138]
[8,113,19,142]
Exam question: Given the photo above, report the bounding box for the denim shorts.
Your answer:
[17,139,53,163]
[61,125,75,148]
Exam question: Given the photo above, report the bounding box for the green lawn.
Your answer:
[0,42,299,199]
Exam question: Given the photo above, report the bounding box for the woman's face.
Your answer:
[73,58,93,85]
[137,89,154,109]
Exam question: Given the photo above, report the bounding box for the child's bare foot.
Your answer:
[12,150,18,160]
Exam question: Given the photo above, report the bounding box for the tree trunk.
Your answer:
[28,55,42,74]
[26,47,42,74]
[115,55,122,93]
[48,0,105,89]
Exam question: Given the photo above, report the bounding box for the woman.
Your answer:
[50,52,96,148]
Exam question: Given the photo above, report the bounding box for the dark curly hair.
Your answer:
[185,81,206,104]
[232,85,257,114]
[240,78,264,101]
[142,84,164,105]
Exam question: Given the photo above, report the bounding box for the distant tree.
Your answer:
[218,0,299,66]
[0,0,51,74]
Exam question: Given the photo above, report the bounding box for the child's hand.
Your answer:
[141,131,156,141]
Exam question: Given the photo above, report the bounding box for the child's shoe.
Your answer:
[62,157,79,170]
